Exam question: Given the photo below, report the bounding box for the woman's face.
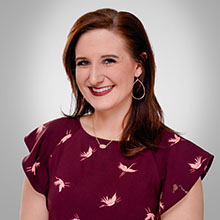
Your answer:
[75,29,142,114]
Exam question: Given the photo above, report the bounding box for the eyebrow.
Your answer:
[75,54,119,62]
[75,57,87,62]
[101,54,119,59]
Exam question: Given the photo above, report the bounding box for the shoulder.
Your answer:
[156,128,203,151]
[151,128,214,180]
[155,128,214,165]
[24,116,81,152]
[42,116,80,129]
[39,116,81,135]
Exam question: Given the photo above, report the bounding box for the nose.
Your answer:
[88,64,104,86]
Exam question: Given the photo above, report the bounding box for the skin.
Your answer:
[75,29,142,113]
[20,28,204,219]
[75,29,142,139]
[20,177,48,220]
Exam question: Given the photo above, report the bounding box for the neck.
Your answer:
[92,107,130,141]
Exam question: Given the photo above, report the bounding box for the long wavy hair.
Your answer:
[62,8,174,157]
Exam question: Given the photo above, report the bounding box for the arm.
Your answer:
[20,177,48,220]
[161,177,204,220]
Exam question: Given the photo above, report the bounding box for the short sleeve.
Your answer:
[157,135,214,216]
[22,123,52,196]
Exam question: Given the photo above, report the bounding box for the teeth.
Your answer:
[92,86,113,93]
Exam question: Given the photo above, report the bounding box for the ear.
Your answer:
[134,63,143,77]
[141,52,148,61]
[134,52,147,77]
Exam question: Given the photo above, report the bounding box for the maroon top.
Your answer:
[22,117,214,220]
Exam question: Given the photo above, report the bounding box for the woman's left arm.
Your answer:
[161,177,204,220]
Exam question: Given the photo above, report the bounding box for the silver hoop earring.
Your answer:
[132,78,146,100]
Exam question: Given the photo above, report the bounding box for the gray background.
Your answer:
[0,0,219,218]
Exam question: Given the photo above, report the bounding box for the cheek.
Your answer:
[115,65,135,85]
[75,75,80,90]
[75,73,86,97]
[75,70,85,87]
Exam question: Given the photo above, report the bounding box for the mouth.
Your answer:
[89,85,114,96]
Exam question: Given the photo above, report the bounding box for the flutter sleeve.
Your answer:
[22,123,53,196]
[157,133,214,217]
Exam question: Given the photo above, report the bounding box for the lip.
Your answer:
[89,85,114,96]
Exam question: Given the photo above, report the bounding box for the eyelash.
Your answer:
[103,58,116,64]
[76,58,116,66]
[76,60,89,66]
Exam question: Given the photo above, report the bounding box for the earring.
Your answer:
[132,78,146,100]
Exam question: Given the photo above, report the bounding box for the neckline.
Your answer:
[76,117,119,143]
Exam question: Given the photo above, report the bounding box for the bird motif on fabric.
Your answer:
[69,213,80,220]
[188,156,207,173]
[36,124,46,135]
[80,146,97,161]
[99,193,121,208]
[168,134,183,146]
[54,177,70,192]
[172,184,188,194]
[144,207,155,220]
[26,161,40,176]
[158,193,165,213]
[57,129,72,146]
[118,162,138,178]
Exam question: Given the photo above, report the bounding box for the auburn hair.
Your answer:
[62,8,174,157]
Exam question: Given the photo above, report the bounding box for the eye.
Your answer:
[103,58,116,65]
[76,60,89,66]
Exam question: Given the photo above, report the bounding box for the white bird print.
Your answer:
[57,129,72,146]
[159,193,164,213]
[159,201,165,212]
[188,156,207,173]
[99,192,121,208]
[168,134,181,146]
[80,146,96,161]
[172,184,188,194]
[69,213,80,220]
[54,177,70,192]
[26,161,40,176]
[144,207,155,220]
[118,162,138,178]
[172,184,179,193]
[36,124,46,135]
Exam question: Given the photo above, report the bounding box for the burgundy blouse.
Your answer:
[22,117,214,220]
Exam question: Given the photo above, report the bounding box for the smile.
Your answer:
[92,86,113,92]
[89,86,114,96]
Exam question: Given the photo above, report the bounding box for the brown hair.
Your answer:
[62,8,174,157]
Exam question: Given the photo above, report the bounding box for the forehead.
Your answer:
[75,29,129,55]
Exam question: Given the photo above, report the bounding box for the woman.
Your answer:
[20,8,214,220]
